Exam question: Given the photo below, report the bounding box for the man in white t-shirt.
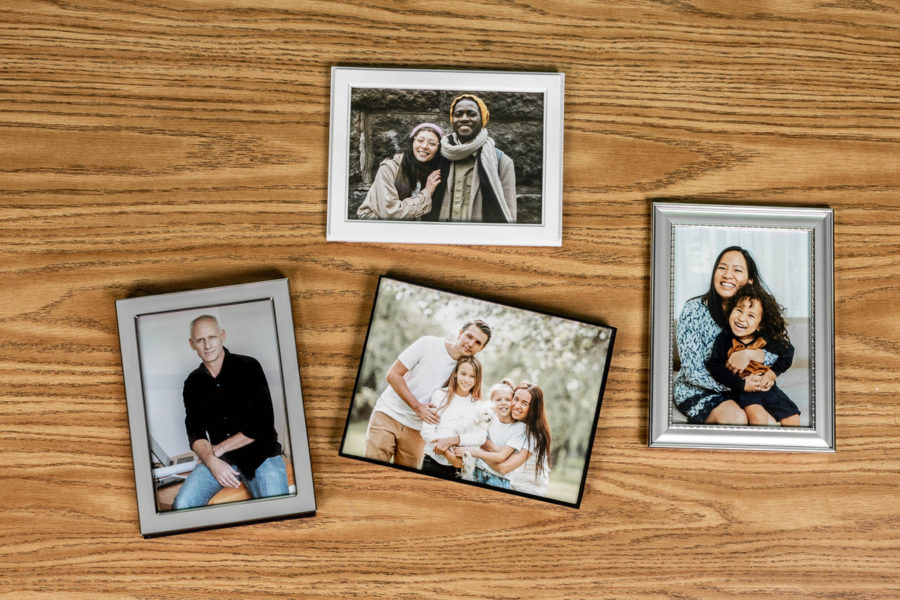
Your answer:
[364,320,492,468]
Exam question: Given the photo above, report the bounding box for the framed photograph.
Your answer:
[649,203,835,451]
[326,66,564,246]
[116,279,316,536]
[340,277,615,508]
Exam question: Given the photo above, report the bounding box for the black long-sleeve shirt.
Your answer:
[182,348,282,478]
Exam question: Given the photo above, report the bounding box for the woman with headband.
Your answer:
[357,122,445,220]
[424,94,517,223]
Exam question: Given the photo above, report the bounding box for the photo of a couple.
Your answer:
[327,68,564,246]
[341,278,615,506]
[671,228,812,428]
[348,89,543,225]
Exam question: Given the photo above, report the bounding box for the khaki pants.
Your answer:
[364,411,424,469]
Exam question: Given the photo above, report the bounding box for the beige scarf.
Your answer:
[439,129,512,223]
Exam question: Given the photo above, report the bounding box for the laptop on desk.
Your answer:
[150,436,198,487]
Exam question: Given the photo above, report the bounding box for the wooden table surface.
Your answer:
[2,1,898,598]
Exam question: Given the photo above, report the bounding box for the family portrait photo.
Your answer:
[327,67,564,246]
[117,280,316,536]
[649,203,835,452]
[340,277,615,507]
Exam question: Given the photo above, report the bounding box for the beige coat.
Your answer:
[356,154,432,220]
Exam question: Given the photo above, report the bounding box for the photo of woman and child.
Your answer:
[673,236,811,427]
[341,278,614,507]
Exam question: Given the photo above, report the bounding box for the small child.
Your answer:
[454,380,527,489]
[706,284,801,426]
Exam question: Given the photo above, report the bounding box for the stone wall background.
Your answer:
[347,88,544,223]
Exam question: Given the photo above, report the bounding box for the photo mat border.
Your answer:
[339,275,616,509]
[326,66,564,246]
[116,279,316,537]
[649,202,835,452]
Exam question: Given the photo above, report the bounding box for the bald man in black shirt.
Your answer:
[173,315,288,510]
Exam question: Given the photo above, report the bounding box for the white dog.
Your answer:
[444,403,493,481]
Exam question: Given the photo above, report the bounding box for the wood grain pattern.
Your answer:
[1,1,898,597]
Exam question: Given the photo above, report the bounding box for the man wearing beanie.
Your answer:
[425,94,517,223]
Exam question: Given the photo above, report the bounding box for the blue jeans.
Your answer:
[172,455,288,510]
[473,466,510,489]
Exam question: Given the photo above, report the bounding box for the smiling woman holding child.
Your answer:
[454,381,525,489]
[674,246,783,425]
[457,382,551,495]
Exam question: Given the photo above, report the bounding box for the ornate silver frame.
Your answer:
[649,203,835,452]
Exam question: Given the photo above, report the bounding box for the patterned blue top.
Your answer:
[674,297,775,423]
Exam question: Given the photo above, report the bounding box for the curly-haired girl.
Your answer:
[706,284,801,426]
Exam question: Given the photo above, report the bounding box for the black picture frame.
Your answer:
[340,276,615,508]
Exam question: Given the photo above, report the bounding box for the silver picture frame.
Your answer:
[116,279,316,536]
[327,66,564,246]
[649,203,835,452]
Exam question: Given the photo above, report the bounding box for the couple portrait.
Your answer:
[357,95,517,224]
[347,87,545,226]
[327,68,564,246]
[341,278,614,507]
[671,227,813,428]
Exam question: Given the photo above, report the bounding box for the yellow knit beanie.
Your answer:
[450,94,490,127]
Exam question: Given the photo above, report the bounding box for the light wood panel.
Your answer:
[1,1,898,598]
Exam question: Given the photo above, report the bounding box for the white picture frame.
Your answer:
[327,66,564,246]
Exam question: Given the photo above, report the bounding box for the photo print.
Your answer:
[649,203,835,452]
[340,277,615,507]
[327,67,564,246]
[117,280,316,536]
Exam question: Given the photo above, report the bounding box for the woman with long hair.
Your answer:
[505,383,551,495]
[356,122,444,220]
[458,382,551,495]
[675,246,780,424]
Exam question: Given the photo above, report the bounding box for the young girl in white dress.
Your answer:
[419,356,487,477]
